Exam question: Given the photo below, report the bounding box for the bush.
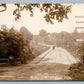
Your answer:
[69,42,84,80]
[0,25,33,65]
[69,62,84,80]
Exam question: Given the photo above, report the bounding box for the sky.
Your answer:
[0,4,84,35]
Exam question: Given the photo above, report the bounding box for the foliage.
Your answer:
[69,62,84,80]
[0,25,34,65]
[39,29,48,37]
[0,4,7,12]
[0,4,71,23]
[20,26,33,41]
[69,42,84,80]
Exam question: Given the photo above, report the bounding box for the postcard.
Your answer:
[0,1,84,82]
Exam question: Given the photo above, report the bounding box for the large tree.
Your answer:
[0,4,71,24]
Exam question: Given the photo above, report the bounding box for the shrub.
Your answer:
[0,25,33,65]
[69,62,84,80]
[69,42,84,80]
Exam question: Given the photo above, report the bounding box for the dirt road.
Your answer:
[0,47,78,80]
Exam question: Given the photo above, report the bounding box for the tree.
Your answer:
[39,29,48,37]
[0,4,71,24]
[20,26,34,61]
[0,4,7,12]
[20,26,33,41]
[0,25,34,65]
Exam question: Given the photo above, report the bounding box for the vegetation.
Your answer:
[69,62,84,80]
[0,3,71,66]
[0,25,34,65]
[0,25,50,66]
[69,42,84,80]
[0,4,71,23]
[35,29,84,58]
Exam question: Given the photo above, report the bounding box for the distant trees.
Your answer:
[0,25,34,65]
[38,30,73,45]
[20,26,33,41]
[39,29,50,43]
[39,29,48,37]
[37,29,84,47]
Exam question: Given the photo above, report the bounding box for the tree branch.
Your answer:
[0,4,7,12]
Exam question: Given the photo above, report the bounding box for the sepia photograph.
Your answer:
[0,4,84,81]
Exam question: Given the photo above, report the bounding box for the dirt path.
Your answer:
[0,47,78,80]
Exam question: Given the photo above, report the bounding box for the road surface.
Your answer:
[0,47,78,80]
